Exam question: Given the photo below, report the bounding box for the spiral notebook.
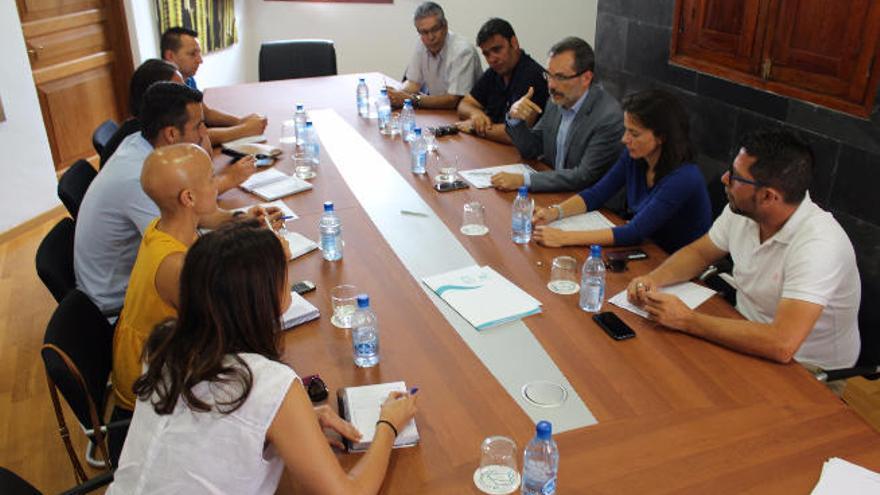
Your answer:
[240,168,312,201]
[337,381,420,452]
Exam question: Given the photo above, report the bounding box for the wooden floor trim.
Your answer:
[0,205,67,245]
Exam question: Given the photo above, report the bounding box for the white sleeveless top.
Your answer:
[108,353,297,495]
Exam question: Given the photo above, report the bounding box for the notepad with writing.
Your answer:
[459,164,536,189]
[608,282,715,319]
[423,265,542,330]
[240,168,312,201]
[337,382,419,452]
[283,231,318,260]
[281,291,319,329]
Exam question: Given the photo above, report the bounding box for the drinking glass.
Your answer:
[473,436,520,494]
[331,285,359,328]
[279,119,297,151]
[388,112,401,136]
[435,154,459,184]
[461,202,489,236]
[293,148,316,180]
[548,256,580,295]
[423,127,438,152]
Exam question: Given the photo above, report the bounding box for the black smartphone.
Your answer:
[254,156,274,167]
[592,311,636,340]
[433,180,469,192]
[291,280,316,295]
[221,148,247,160]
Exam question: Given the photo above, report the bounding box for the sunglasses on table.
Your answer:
[302,374,329,403]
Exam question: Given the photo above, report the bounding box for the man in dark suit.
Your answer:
[494,37,624,192]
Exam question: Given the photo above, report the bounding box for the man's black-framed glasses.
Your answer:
[417,22,445,37]
[542,68,588,82]
[727,162,764,187]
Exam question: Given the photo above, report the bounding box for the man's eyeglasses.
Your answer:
[727,163,764,187]
[542,68,588,82]
[417,23,445,37]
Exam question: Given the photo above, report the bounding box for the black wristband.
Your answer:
[232,210,246,218]
[375,419,398,437]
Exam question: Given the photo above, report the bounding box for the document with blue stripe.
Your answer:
[423,265,542,330]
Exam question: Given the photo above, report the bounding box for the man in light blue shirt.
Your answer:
[74,83,271,315]
[498,37,623,192]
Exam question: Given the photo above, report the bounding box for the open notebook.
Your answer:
[240,168,312,201]
[337,381,419,452]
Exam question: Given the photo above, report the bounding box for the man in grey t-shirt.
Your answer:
[386,2,481,110]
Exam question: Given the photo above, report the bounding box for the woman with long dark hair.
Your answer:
[108,220,417,494]
[533,89,712,253]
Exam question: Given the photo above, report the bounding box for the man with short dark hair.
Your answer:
[495,36,623,192]
[386,2,481,110]
[628,130,860,372]
[455,18,547,145]
[74,82,275,315]
[161,27,268,144]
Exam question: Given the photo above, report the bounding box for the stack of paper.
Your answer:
[281,291,319,329]
[338,381,419,452]
[459,164,536,189]
[240,168,312,201]
[222,141,282,158]
[423,265,542,330]
[811,457,880,494]
[609,282,715,319]
[548,211,615,231]
[223,134,267,146]
[283,231,319,260]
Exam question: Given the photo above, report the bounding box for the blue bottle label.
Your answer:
[541,476,557,495]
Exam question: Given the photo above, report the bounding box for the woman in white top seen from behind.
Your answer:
[109,219,418,494]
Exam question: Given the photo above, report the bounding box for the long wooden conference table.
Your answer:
[206,74,880,494]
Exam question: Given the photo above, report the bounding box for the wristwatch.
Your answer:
[551,204,564,220]
[412,93,422,108]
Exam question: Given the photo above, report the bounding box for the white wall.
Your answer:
[244,0,599,82]
[124,0,249,89]
[0,3,60,233]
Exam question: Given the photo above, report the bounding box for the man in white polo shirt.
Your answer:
[627,130,860,372]
[386,2,481,110]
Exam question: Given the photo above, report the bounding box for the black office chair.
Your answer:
[258,39,337,82]
[35,218,76,303]
[91,120,118,158]
[41,290,125,484]
[699,169,737,305]
[816,274,880,382]
[57,160,96,219]
[0,466,112,495]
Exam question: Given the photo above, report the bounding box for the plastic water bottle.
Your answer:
[351,294,380,368]
[521,421,559,495]
[579,245,606,312]
[410,128,427,174]
[511,186,533,244]
[304,121,320,165]
[319,201,342,261]
[401,99,416,142]
[356,78,370,117]
[294,104,308,145]
[377,88,391,135]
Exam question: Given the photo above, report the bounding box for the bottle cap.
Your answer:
[323,201,334,212]
[414,127,422,136]
[357,294,370,308]
[517,186,528,196]
[590,244,602,257]
[380,88,388,95]
[296,104,304,110]
[404,98,412,106]
[358,77,365,82]
[536,420,552,440]
[306,121,313,128]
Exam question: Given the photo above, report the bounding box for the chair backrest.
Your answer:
[259,39,337,82]
[58,160,97,219]
[91,120,118,157]
[856,266,879,369]
[35,218,76,303]
[42,289,114,430]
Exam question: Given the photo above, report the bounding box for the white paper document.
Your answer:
[283,231,318,260]
[340,381,419,452]
[231,200,297,220]
[609,282,715,319]
[459,164,536,189]
[240,168,312,201]
[811,457,880,494]
[281,291,319,329]
[223,134,267,146]
[549,211,615,231]
[423,265,542,330]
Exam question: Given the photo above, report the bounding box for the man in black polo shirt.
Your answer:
[455,18,548,144]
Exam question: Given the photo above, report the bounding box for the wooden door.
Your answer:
[672,0,769,73]
[765,0,880,104]
[17,0,134,172]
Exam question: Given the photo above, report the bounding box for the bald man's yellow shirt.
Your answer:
[112,218,187,410]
